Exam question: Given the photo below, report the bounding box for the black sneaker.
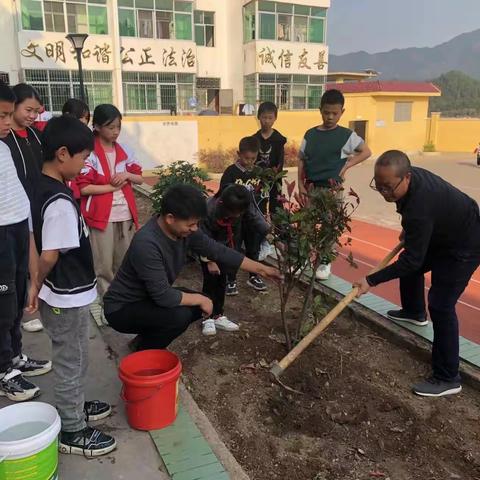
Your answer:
[14,354,52,377]
[0,368,40,401]
[387,309,428,327]
[225,281,239,296]
[247,275,267,292]
[59,427,116,457]
[412,376,462,397]
[127,335,142,352]
[84,400,112,422]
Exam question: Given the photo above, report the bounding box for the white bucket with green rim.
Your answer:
[0,402,61,480]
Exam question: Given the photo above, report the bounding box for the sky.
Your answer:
[328,0,480,55]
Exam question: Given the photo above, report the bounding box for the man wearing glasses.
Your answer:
[354,150,480,397]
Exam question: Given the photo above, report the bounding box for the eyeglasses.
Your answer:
[369,176,404,195]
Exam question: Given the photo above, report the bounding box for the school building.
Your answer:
[0,0,329,114]
[1,0,475,168]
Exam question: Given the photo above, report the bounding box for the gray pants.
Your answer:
[89,220,135,299]
[40,301,89,433]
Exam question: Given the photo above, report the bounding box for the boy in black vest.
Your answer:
[31,116,116,457]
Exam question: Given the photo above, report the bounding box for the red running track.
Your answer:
[334,219,480,344]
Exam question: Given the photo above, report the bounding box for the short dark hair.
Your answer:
[0,81,16,103]
[218,184,250,215]
[62,98,90,123]
[321,89,345,108]
[161,184,207,219]
[92,104,122,128]
[42,116,94,163]
[12,83,42,106]
[257,101,278,118]
[375,150,411,177]
[238,136,260,153]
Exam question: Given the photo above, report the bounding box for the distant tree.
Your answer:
[430,70,480,117]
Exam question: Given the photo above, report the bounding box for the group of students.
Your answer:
[0,81,144,457]
[0,84,377,458]
[1,76,479,466]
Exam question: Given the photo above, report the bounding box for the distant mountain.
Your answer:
[329,29,480,81]
[430,70,480,117]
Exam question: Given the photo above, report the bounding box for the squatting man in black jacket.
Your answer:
[354,150,480,397]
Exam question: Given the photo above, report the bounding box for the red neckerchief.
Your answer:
[216,218,235,248]
[14,129,28,138]
[93,137,128,181]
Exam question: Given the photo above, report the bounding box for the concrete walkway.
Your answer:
[0,319,170,480]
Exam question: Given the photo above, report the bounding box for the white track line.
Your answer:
[338,252,480,312]
[339,238,480,286]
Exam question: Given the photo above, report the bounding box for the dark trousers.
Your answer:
[399,251,480,382]
[105,298,203,350]
[0,220,29,374]
[201,263,233,317]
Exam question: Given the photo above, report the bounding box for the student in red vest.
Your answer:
[77,104,143,301]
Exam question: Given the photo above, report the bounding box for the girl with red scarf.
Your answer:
[199,184,269,336]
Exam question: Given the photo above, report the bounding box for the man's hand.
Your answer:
[111,172,130,187]
[25,282,39,314]
[207,262,221,275]
[198,295,213,317]
[257,264,283,284]
[352,277,370,297]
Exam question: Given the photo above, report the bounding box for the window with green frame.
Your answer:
[257,2,327,43]
[24,69,112,112]
[254,74,324,110]
[118,0,192,40]
[21,0,108,34]
[119,8,136,36]
[243,1,255,42]
[88,5,108,34]
[122,72,194,112]
[21,0,44,30]
[194,11,214,47]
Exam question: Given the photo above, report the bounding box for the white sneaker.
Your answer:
[214,315,240,332]
[315,263,331,280]
[22,319,44,332]
[202,318,217,336]
[258,241,273,262]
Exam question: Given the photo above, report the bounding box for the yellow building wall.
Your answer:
[371,97,430,154]
[431,118,480,152]
[125,93,432,159]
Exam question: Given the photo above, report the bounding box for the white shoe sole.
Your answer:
[225,291,239,296]
[86,406,112,422]
[413,385,462,397]
[202,329,217,336]
[22,319,44,332]
[59,441,117,457]
[387,314,428,327]
[0,387,40,402]
[215,324,240,332]
[21,362,53,377]
[246,280,267,291]
[315,274,331,281]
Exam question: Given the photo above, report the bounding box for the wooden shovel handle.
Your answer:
[275,241,404,373]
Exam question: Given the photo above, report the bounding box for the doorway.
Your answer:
[349,120,368,142]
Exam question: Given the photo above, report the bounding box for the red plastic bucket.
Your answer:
[118,350,182,431]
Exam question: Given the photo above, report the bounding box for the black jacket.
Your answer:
[368,167,480,286]
[253,129,287,170]
[1,128,43,203]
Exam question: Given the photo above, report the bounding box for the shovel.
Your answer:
[270,241,404,379]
